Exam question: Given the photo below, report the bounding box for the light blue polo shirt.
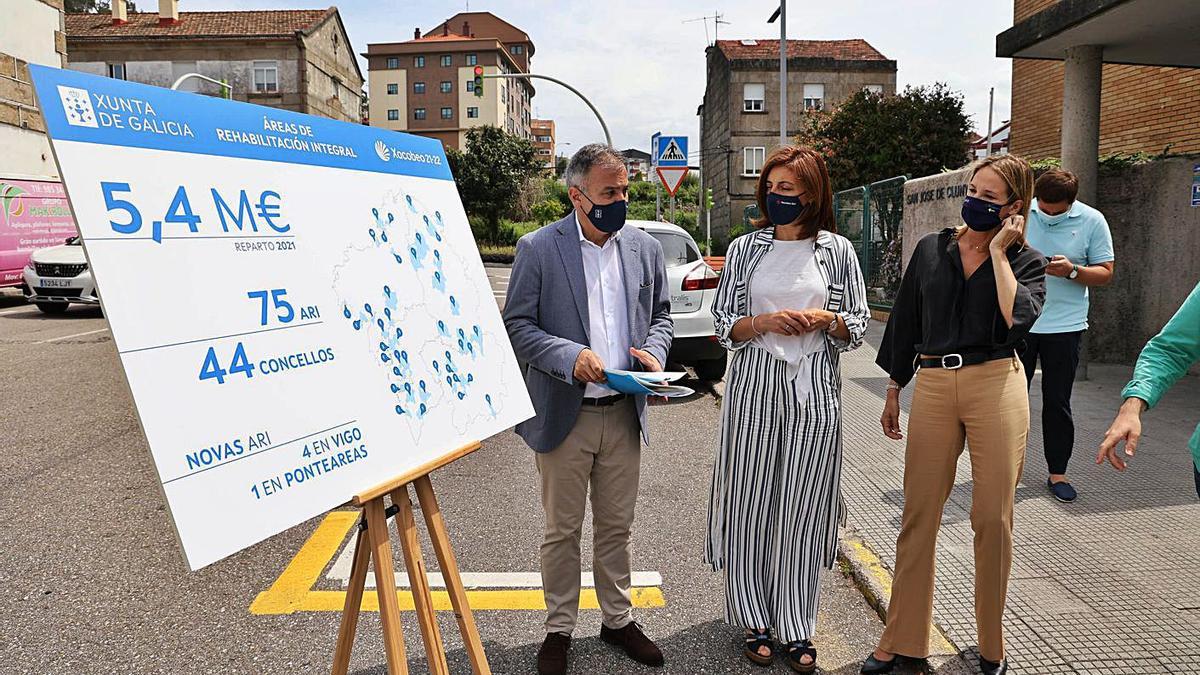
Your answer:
[1026,198,1115,334]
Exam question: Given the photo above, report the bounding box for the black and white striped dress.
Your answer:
[705,227,869,642]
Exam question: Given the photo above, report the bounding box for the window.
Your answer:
[440,54,452,67]
[466,53,478,66]
[330,74,340,98]
[510,44,524,55]
[414,107,426,120]
[387,109,399,121]
[386,83,398,95]
[253,60,278,93]
[646,231,700,266]
[466,80,475,92]
[863,84,884,95]
[467,107,479,118]
[107,63,126,80]
[413,82,425,94]
[440,81,452,93]
[386,56,399,69]
[440,107,453,119]
[413,55,425,68]
[537,135,553,143]
[803,83,824,111]
[743,146,766,176]
[743,83,764,112]
[501,87,507,103]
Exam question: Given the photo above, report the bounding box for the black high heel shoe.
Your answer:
[980,657,1008,675]
[860,652,896,674]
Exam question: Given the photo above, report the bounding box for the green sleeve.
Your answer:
[1122,282,1200,408]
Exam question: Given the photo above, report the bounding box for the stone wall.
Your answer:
[901,157,1200,368]
[1,0,66,178]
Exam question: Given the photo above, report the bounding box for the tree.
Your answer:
[66,0,137,12]
[796,83,972,191]
[446,126,542,244]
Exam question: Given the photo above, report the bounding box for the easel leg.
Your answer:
[365,497,410,675]
[414,475,492,675]
[392,486,450,675]
[331,524,370,675]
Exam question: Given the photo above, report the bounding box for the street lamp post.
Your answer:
[170,73,232,98]
[768,2,787,148]
[482,73,611,147]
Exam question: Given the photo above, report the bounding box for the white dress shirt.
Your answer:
[576,211,631,397]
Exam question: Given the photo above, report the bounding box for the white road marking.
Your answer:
[38,327,109,343]
[326,535,661,589]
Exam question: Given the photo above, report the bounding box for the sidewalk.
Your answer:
[840,321,1200,674]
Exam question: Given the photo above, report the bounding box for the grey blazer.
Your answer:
[502,214,673,453]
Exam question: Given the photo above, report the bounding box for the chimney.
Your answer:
[414,27,421,39]
[462,21,470,36]
[158,0,180,25]
[110,0,128,25]
[442,22,449,37]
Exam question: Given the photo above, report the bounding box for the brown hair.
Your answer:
[1034,169,1079,204]
[962,153,1035,246]
[751,145,836,237]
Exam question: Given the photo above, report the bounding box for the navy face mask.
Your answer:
[579,189,627,234]
[961,195,1007,232]
[766,191,806,226]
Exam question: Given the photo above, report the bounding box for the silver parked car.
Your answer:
[631,220,727,380]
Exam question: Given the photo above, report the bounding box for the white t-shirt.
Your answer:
[750,237,827,380]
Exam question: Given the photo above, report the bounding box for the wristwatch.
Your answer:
[1068,264,1079,280]
[825,314,839,334]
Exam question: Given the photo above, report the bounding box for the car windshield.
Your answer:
[646,231,699,267]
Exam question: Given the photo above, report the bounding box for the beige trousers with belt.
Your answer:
[879,357,1028,663]
[535,398,641,635]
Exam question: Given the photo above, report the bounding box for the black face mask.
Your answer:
[578,189,627,234]
[961,195,1008,232]
[766,191,808,226]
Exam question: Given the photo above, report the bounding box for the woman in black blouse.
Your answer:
[861,155,1045,675]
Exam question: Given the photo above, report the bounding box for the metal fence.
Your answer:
[834,175,906,309]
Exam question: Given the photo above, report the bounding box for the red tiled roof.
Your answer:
[65,8,334,40]
[715,39,890,62]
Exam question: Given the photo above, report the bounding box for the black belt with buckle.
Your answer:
[917,349,1015,371]
[582,393,627,406]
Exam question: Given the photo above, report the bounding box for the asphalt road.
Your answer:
[0,274,941,675]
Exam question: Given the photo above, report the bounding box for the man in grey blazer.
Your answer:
[502,144,673,675]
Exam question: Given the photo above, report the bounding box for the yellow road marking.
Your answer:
[845,537,956,655]
[251,512,666,615]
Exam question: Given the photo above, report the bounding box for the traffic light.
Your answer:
[473,66,484,97]
[705,187,713,211]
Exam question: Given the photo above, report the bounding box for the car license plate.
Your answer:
[40,278,74,288]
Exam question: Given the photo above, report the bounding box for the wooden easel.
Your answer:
[331,441,491,675]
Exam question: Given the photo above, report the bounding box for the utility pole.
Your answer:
[768,3,787,148]
[986,87,995,157]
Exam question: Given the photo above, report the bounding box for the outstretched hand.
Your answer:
[630,347,662,372]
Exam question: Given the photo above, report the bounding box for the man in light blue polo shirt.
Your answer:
[1020,169,1115,503]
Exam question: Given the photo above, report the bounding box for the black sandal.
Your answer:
[743,628,774,667]
[784,640,817,673]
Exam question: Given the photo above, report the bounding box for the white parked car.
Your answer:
[631,220,727,380]
[22,236,99,314]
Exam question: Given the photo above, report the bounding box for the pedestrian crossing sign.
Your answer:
[654,134,688,167]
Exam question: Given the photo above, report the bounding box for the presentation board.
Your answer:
[30,65,534,570]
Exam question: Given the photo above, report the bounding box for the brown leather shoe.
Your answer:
[600,621,665,667]
[537,632,571,675]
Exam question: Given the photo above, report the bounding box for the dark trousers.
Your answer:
[1194,462,1200,500]
[1020,331,1083,475]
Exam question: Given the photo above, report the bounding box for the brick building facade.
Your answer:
[1009,0,1200,159]
[365,12,534,151]
[1,0,68,178]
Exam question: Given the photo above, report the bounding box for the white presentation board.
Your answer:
[30,66,534,570]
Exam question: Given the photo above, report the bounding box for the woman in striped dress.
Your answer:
[705,146,869,672]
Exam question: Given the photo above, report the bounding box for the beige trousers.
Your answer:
[879,357,1029,663]
[535,398,641,634]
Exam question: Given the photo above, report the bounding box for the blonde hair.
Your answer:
[959,154,1035,246]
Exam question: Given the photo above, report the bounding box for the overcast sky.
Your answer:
[179,0,1017,158]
